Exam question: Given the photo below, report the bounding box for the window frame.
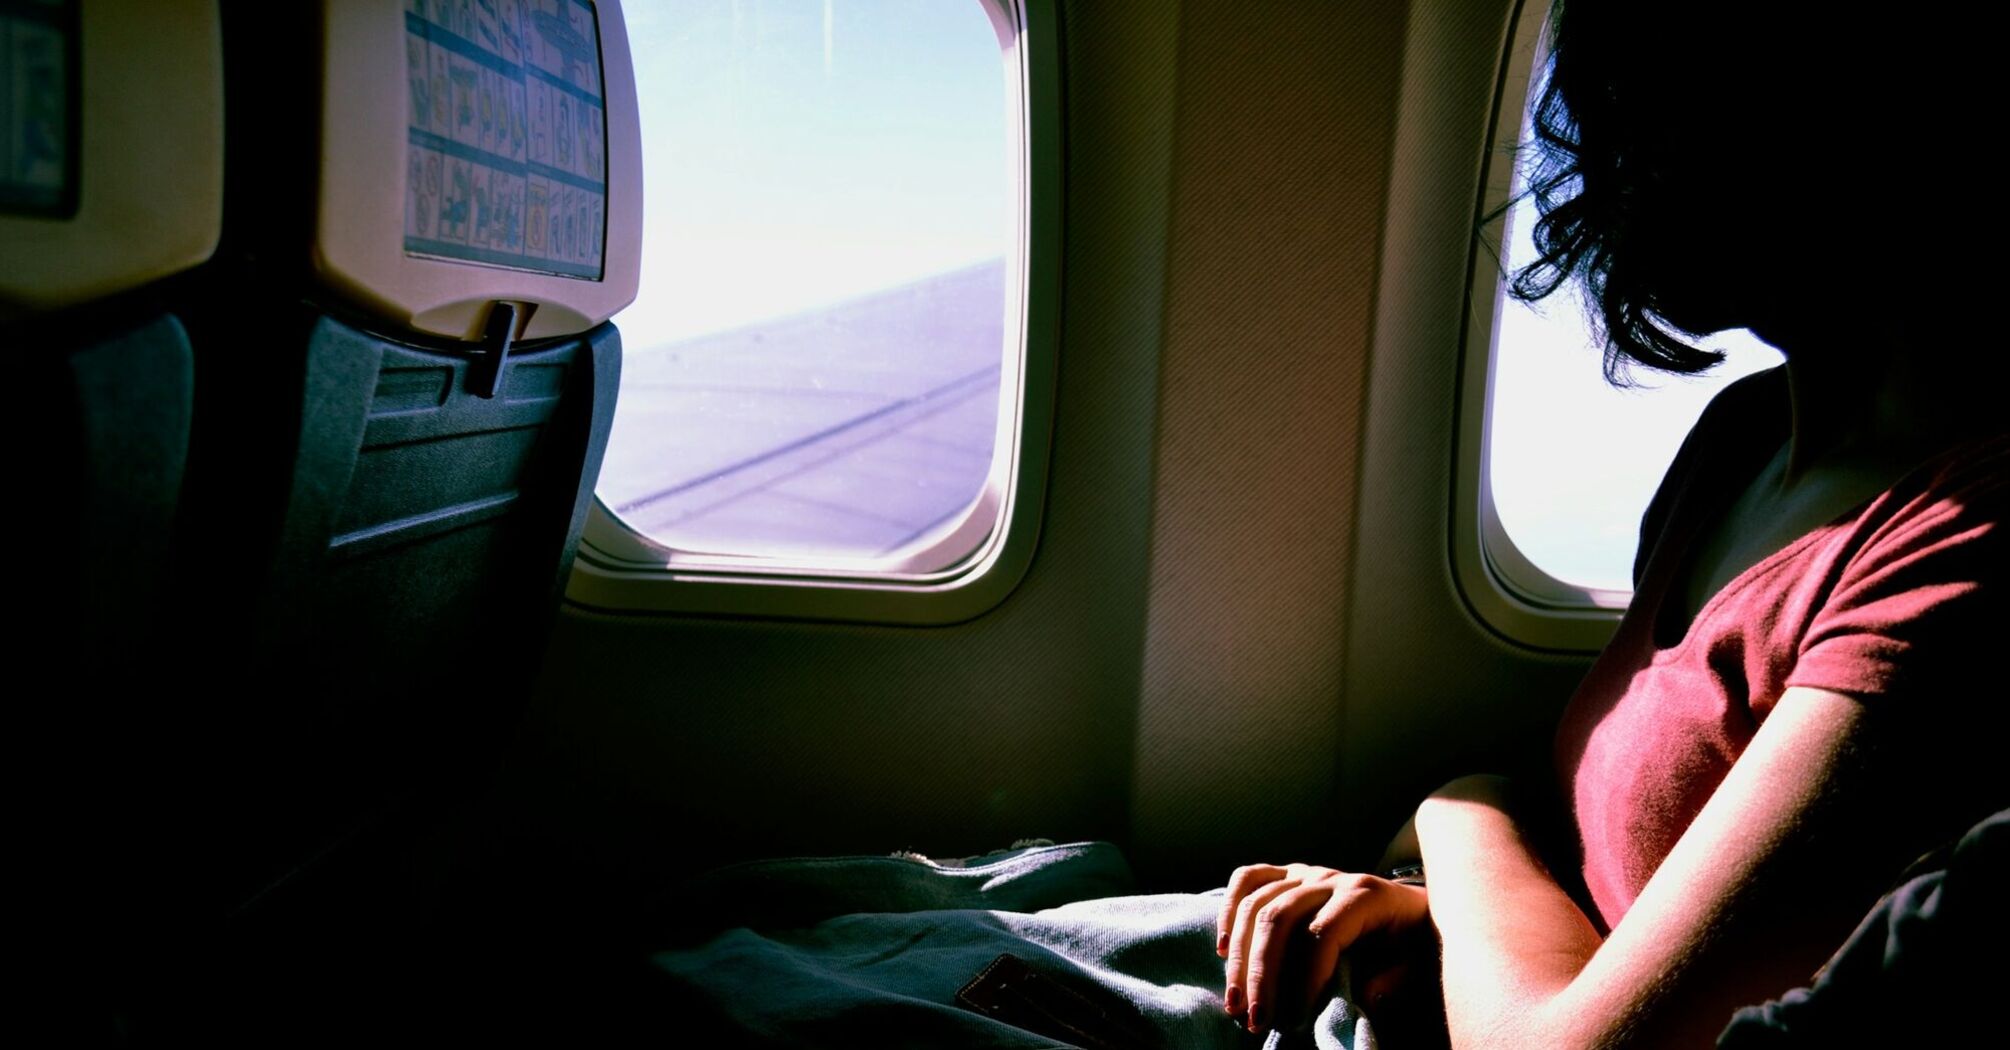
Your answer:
[1451,0,1627,653]
[564,0,1058,625]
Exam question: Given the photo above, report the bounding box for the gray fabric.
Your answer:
[652,841,1377,1049]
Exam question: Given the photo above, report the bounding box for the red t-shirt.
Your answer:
[1552,367,2008,932]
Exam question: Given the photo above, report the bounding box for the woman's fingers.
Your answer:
[1218,867,1433,1035]
[1304,878,1430,1027]
[1305,874,1381,947]
[1223,876,1301,1022]
[1308,875,1427,946]
[1241,881,1337,1033]
[1217,864,1288,956]
[1294,897,1354,1024]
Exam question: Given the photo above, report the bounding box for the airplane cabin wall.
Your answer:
[500,0,1179,903]
[1129,0,1404,880]
[502,0,1598,898]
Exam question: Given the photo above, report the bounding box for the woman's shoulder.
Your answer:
[1849,428,2010,557]
[1787,428,2007,707]
[1840,429,2009,591]
[1909,430,2010,503]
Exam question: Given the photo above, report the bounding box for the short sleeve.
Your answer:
[1788,439,2008,702]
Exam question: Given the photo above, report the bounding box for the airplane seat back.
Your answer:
[182,0,640,1029]
[1,0,221,657]
[0,0,224,1034]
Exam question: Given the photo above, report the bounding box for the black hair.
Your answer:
[1505,0,1731,384]
[1493,1,1994,386]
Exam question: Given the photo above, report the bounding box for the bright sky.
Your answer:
[614,0,1009,351]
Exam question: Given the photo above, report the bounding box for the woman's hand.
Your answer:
[1217,862,1431,1035]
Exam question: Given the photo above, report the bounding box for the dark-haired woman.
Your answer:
[1216,3,2007,1047]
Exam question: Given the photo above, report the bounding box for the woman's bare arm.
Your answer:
[1417,686,1933,1049]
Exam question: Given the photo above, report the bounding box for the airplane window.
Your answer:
[1453,0,1786,650]
[1477,11,1782,612]
[596,0,1013,567]
[1488,171,1783,598]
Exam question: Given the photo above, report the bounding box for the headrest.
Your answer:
[0,0,224,317]
[315,0,641,342]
